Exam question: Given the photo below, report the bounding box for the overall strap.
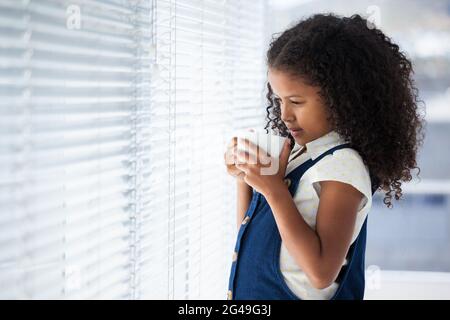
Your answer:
[311,143,352,164]
[286,143,352,195]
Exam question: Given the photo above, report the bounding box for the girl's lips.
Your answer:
[289,128,303,137]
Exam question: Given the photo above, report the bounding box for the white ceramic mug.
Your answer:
[232,128,288,159]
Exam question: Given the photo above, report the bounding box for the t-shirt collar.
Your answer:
[292,130,349,161]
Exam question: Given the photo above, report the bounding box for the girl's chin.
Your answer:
[292,135,304,144]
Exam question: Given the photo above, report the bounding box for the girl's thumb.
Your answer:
[285,139,291,149]
[281,139,292,158]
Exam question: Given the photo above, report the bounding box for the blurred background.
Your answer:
[0,0,449,299]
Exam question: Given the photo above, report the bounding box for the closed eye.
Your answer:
[273,97,304,105]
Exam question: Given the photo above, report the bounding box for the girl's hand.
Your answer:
[224,136,247,182]
[234,138,292,197]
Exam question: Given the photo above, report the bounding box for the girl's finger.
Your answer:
[236,149,257,165]
[237,138,271,166]
[237,138,258,155]
[235,162,249,174]
[224,152,235,165]
[224,137,237,154]
[227,137,237,148]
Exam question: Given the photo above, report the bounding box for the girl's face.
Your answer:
[267,68,333,147]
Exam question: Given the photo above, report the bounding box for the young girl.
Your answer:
[223,13,425,300]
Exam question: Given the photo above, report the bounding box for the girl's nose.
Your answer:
[280,105,295,123]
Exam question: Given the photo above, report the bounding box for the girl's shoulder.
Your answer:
[312,146,370,178]
[305,147,373,211]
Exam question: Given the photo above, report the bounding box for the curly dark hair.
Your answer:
[264,13,426,208]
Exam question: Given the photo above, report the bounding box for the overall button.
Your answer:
[241,216,250,225]
[232,251,238,262]
[227,290,233,300]
[284,178,291,187]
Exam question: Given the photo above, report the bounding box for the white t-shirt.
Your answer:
[280,130,373,300]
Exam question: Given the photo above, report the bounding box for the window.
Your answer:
[0,0,267,299]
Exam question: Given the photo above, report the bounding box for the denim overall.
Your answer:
[227,143,379,300]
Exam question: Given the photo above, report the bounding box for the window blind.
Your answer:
[144,0,267,299]
[0,0,267,299]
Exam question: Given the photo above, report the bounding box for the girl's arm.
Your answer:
[236,180,253,230]
[265,180,363,289]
